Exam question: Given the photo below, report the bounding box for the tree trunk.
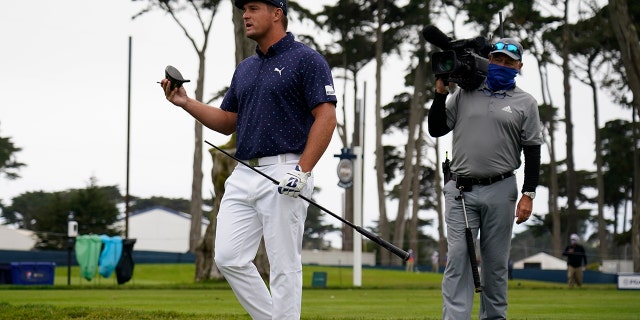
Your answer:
[189,54,207,257]
[434,142,447,269]
[392,53,425,265]
[562,0,578,235]
[374,0,390,266]
[409,42,428,261]
[189,30,206,254]
[589,64,608,261]
[189,29,207,280]
[549,121,561,258]
[633,110,640,272]
[189,117,204,253]
[195,148,235,281]
[409,116,426,260]
[609,0,640,272]
[538,61,562,258]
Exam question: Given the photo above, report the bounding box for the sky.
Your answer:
[0,0,631,246]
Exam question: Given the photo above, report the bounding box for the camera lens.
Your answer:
[438,57,455,73]
[432,51,457,74]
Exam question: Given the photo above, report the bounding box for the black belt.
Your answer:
[451,172,513,186]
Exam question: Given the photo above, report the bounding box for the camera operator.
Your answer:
[428,38,542,320]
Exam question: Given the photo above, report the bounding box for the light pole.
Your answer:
[334,147,362,286]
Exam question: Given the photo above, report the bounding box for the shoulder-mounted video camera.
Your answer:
[422,25,491,90]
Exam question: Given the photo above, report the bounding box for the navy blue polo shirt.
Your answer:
[220,32,337,160]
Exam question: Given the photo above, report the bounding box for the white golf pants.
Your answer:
[214,161,312,320]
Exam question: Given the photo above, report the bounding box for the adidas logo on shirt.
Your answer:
[502,106,513,113]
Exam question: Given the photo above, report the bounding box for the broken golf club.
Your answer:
[205,140,410,262]
[157,65,191,90]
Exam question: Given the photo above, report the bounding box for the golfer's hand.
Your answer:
[159,78,188,108]
[278,165,310,198]
[515,195,533,224]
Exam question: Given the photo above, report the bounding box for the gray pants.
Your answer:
[441,176,517,320]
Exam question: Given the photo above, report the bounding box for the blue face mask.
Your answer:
[486,64,518,91]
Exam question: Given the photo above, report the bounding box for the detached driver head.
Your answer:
[165,65,190,90]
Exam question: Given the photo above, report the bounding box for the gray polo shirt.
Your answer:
[445,84,543,177]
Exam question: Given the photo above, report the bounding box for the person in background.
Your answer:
[431,251,440,273]
[160,0,337,318]
[563,233,588,288]
[428,37,542,320]
[406,249,416,272]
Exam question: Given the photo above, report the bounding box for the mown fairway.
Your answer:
[0,264,637,319]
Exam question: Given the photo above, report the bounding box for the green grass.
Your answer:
[0,264,637,319]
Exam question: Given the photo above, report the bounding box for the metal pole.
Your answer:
[125,36,132,238]
[66,212,77,286]
[353,146,363,287]
[67,237,71,286]
[353,84,365,286]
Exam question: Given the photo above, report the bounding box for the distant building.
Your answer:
[0,225,37,251]
[113,206,209,253]
[513,252,567,270]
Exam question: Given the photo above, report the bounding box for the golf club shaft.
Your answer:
[458,188,483,293]
[205,140,410,261]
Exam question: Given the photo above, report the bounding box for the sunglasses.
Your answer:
[493,42,521,56]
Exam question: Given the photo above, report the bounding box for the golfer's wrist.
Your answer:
[179,97,190,109]
[296,164,311,174]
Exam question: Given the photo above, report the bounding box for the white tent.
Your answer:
[0,225,37,250]
[513,252,567,270]
[112,206,209,253]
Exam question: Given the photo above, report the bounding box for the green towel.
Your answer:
[74,235,102,281]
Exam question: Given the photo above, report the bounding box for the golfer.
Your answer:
[160,0,337,318]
